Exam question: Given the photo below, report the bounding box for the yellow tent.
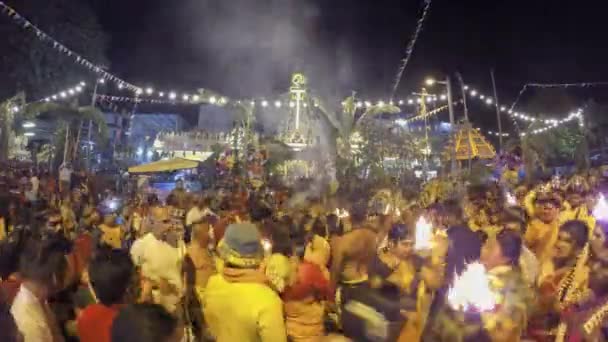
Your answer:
[128,158,199,173]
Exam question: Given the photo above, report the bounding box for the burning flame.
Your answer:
[414,216,433,250]
[335,208,350,218]
[261,238,273,255]
[505,191,517,206]
[593,194,608,221]
[447,262,496,312]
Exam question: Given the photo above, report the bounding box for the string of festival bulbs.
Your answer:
[0,0,590,139]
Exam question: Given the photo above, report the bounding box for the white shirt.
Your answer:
[59,167,72,182]
[131,233,184,291]
[11,285,57,342]
[131,233,184,313]
[185,207,214,226]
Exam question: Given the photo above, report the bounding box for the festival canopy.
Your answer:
[444,123,496,160]
[128,158,199,173]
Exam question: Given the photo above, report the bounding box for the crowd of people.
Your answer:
[1,166,608,342]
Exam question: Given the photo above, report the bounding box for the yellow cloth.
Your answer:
[99,224,123,249]
[203,274,287,342]
[284,300,325,342]
[0,217,5,241]
[525,218,559,264]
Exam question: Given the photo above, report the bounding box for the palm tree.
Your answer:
[313,93,400,161]
[0,94,106,166]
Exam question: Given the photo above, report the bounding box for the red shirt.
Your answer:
[77,303,122,342]
[282,261,332,302]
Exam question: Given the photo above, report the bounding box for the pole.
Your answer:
[86,82,99,169]
[63,124,70,165]
[490,69,503,152]
[446,76,457,175]
[456,73,472,172]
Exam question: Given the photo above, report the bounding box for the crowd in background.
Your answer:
[0,165,608,342]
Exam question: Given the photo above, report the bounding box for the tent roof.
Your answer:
[444,124,496,160]
[128,158,199,173]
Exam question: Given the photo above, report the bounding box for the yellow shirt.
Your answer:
[525,218,559,264]
[203,274,287,342]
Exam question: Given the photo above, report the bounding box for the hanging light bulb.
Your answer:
[408,99,414,105]
[80,81,86,87]
[192,95,200,102]
[440,94,447,100]
[98,78,105,84]
[169,92,177,100]
[159,92,165,97]
[60,92,67,98]
[274,100,282,108]
[183,94,190,101]
[145,88,154,95]
[68,89,75,95]
[261,100,268,107]
[356,102,363,108]
[378,100,385,106]
[398,100,404,105]
[117,83,124,90]
[485,98,493,105]
[135,88,143,95]
[470,90,477,96]
[209,96,217,104]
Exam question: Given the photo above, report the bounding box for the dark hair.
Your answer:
[442,199,464,226]
[350,201,368,225]
[89,248,134,306]
[310,218,327,238]
[500,206,527,233]
[326,214,343,237]
[388,223,411,242]
[495,230,522,266]
[0,299,20,342]
[19,236,69,287]
[165,194,177,207]
[147,194,160,206]
[111,303,178,342]
[560,220,590,249]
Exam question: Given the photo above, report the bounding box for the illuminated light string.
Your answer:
[40,81,87,103]
[0,1,139,92]
[11,81,88,113]
[390,0,433,99]
[463,83,585,128]
[394,102,454,126]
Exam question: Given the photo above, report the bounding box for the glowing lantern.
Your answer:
[414,216,433,250]
[593,194,608,221]
[447,262,496,312]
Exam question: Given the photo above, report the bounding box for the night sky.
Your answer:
[92,0,608,128]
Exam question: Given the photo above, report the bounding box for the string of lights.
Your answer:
[40,81,87,103]
[463,83,584,127]
[526,81,608,88]
[0,1,139,92]
[390,0,432,99]
[393,103,454,126]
